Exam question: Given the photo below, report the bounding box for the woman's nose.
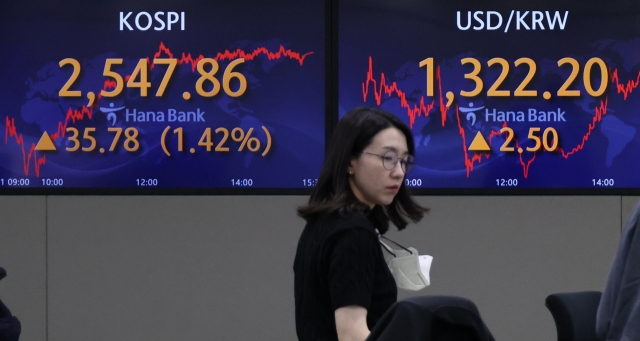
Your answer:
[390,161,404,178]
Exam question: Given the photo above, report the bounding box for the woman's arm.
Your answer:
[335,305,370,341]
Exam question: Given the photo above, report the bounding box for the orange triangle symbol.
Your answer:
[35,131,57,151]
[468,131,491,152]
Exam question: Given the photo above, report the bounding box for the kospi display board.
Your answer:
[339,0,640,193]
[0,0,325,192]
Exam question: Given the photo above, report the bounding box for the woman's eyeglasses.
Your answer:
[364,151,415,174]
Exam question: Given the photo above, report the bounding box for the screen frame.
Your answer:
[3,0,638,195]
[0,0,334,195]
[332,0,640,196]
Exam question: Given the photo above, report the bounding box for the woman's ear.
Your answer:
[347,158,356,175]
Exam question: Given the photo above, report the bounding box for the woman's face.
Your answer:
[348,127,408,208]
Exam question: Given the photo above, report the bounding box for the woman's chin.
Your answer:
[376,195,395,206]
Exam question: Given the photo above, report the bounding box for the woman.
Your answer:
[294,107,428,341]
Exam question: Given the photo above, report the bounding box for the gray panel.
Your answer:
[0,196,47,341]
[47,196,307,341]
[622,196,640,230]
[46,195,624,341]
[386,196,620,341]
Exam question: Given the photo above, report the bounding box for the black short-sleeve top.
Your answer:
[294,211,397,341]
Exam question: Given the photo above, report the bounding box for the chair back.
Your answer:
[545,291,602,341]
[0,267,21,341]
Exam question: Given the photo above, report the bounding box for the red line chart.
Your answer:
[4,42,313,177]
[361,56,640,178]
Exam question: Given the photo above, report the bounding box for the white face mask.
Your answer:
[380,237,433,291]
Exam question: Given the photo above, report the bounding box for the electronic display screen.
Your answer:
[339,0,640,192]
[0,0,325,192]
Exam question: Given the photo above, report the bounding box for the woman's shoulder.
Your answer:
[314,210,377,238]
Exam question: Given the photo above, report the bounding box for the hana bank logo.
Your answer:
[99,103,206,123]
[99,102,125,126]
[459,102,485,126]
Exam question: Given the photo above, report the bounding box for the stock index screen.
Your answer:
[0,0,325,192]
[339,0,640,193]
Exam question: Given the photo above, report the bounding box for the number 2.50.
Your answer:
[500,127,558,153]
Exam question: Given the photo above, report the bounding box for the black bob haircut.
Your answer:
[298,107,428,233]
